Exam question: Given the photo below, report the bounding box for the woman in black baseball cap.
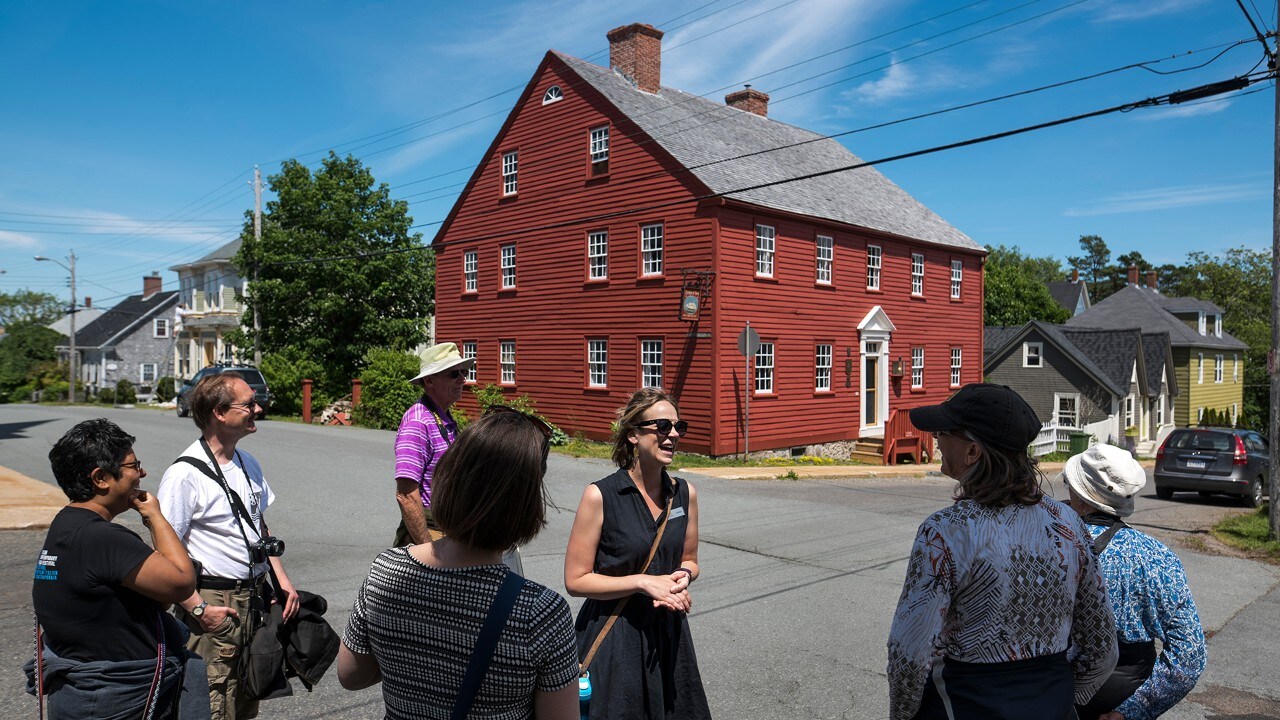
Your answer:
[886,384,1119,720]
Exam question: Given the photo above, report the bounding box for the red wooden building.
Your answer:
[434,23,986,458]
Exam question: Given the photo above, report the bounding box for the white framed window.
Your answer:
[463,251,478,292]
[500,341,516,384]
[587,339,608,388]
[641,223,664,276]
[1232,403,1238,425]
[1055,393,1079,427]
[950,347,962,387]
[815,235,833,284]
[911,253,924,296]
[1215,354,1224,383]
[641,339,663,388]
[501,150,518,196]
[1198,352,1204,383]
[911,347,924,389]
[755,343,775,394]
[153,317,170,338]
[588,230,608,280]
[220,343,234,363]
[815,344,832,392]
[1197,407,1205,424]
[950,259,963,298]
[140,363,157,384]
[501,244,516,288]
[1156,395,1165,425]
[755,224,775,277]
[462,342,477,383]
[589,126,610,173]
[865,245,881,290]
[1125,394,1135,428]
[1023,342,1043,368]
[1234,354,1240,382]
[542,85,563,104]
[1213,314,1222,337]
[1197,311,1206,335]
[177,343,191,379]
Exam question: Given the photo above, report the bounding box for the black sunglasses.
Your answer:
[443,369,466,379]
[636,418,689,436]
[485,404,554,440]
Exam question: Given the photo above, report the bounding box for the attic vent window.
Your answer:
[543,85,564,105]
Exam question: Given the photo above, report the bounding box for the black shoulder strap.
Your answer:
[1091,516,1129,554]
[176,456,257,530]
[452,571,524,720]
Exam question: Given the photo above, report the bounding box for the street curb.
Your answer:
[0,465,63,530]
[680,459,1157,482]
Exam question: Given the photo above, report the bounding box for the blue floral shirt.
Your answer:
[1085,522,1207,720]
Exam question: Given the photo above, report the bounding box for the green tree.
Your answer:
[0,321,61,400]
[983,245,1071,327]
[0,290,65,327]
[1067,234,1111,290]
[259,346,329,416]
[351,348,421,430]
[1162,247,1271,432]
[235,153,435,397]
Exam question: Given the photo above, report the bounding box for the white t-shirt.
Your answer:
[158,439,276,580]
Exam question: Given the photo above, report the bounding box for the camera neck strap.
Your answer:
[175,438,263,573]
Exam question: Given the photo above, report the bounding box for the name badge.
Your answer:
[669,506,686,520]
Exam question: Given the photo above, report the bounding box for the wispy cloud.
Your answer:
[845,59,915,103]
[1135,98,1232,121]
[1064,181,1266,216]
[0,230,39,249]
[1092,0,1208,23]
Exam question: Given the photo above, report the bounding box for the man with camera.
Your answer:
[159,372,299,720]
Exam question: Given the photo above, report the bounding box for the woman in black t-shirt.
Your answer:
[30,419,197,718]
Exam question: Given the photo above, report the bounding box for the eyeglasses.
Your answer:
[931,430,950,439]
[119,460,143,472]
[225,400,260,412]
[485,404,554,440]
[636,418,689,436]
[444,369,466,379]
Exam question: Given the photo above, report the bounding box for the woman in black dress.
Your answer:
[564,388,712,719]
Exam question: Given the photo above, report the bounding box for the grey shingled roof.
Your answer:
[554,52,979,251]
[984,326,1021,359]
[1150,293,1225,315]
[1066,285,1247,350]
[1141,331,1174,398]
[985,321,1132,398]
[1046,280,1087,314]
[170,238,241,272]
[75,290,179,348]
[1057,326,1142,395]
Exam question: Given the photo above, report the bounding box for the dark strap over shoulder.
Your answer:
[176,456,257,530]
[452,570,524,720]
[1087,513,1129,554]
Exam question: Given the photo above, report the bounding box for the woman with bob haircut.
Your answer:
[887,384,1117,720]
[337,408,579,720]
[29,418,199,719]
[564,388,711,720]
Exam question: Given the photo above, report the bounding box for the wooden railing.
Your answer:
[883,408,934,465]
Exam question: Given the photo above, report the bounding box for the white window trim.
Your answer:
[1213,314,1222,337]
[911,253,924,296]
[641,223,664,276]
[755,224,775,277]
[139,363,157,384]
[866,245,881,290]
[587,230,608,280]
[462,342,477,384]
[501,151,518,196]
[911,347,924,389]
[501,244,516,288]
[1023,342,1043,368]
[815,344,832,392]
[500,341,516,385]
[1234,354,1240,382]
[587,339,608,388]
[542,85,563,105]
[950,347,961,387]
[755,342,775,395]
[950,259,963,299]
[1198,352,1204,383]
[153,317,170,339]
[1197,311,1206,335]
[589,126,610,167]
[641,339,664,389]
[1054,392,1080,427]
[463,251,478,292]
[815,235,833,285]
[1215,354,1224,383]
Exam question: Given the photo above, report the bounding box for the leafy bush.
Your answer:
[41,380,69,402]
[468,384,567,445]
[352,348,421,430]
[97,387,116,404]
[450,406,472,433]
[154,377,176,403]
[260,346,329,416]
[115,378,137,405]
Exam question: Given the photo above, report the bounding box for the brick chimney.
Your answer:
[1127,264,1139,286]
[1146,270,1157,290]
[84,297,91,308]
[726,85,770,117]
[1070,268,1079,283]
[143,272,162,298]
[607,23,664,93]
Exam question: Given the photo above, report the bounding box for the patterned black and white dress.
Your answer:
[575,468,712,720]
[886,496,1118,720]
[343,547,578,720]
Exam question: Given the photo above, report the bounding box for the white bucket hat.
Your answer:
[1062,443,1147,517]
[410,342,476,384]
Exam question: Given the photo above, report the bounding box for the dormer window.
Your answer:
[542,85,563,105]
[1197,311,1206,335]
[1213,314,1222,337]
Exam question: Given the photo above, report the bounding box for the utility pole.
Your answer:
[35,251,77,402]
[253,165,263,367]
[1270,29,1279,539]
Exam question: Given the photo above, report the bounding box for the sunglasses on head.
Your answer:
[484,404,555,440]
[636,418,689,436]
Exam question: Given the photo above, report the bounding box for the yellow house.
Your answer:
[1066,270,1247,428]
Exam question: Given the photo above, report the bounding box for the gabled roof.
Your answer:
[170,239,241,272]
[984,320,1143,398]
[1149,293,1224,315]
[74,290,179,348]
[551,52,980,252]
[1140,331,1177,399]
[984,326,1021,360]
[1046,280,1089,315]
[1066,284,1247,350]
[47,307,106,338]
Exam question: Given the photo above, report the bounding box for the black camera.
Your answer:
[250,536,285,563]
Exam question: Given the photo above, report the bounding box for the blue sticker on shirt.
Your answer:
[669,506,686,520]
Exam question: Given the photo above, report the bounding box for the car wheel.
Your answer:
[1156,485,1174,500]
[176,398,189,417]
[1198,491,1215,499]
[1244,477,1264,509]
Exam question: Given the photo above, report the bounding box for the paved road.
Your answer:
[2,404,1277,719]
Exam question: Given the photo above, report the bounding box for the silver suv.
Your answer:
[1154,428,1270,507]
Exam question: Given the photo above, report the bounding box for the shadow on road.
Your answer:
[0,419,55,442]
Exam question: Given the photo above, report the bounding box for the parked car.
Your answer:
[175,364,272,419]
[1154,427,1271,507]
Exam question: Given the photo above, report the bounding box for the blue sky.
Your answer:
[1,0,1272,308]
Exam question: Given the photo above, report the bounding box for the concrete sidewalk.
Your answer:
[0,465,62,530]
[684,459,1157,481]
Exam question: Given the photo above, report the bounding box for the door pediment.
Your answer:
[857,305,896,334]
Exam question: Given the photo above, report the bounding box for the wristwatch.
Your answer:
[191,601,208,617]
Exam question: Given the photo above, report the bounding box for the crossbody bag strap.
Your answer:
[33,613,44,720]
[580,484,677,676]
[1084,512,1129,555]
[32,612,166,720]
[452,571,525,720]
[177,446,262,573]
